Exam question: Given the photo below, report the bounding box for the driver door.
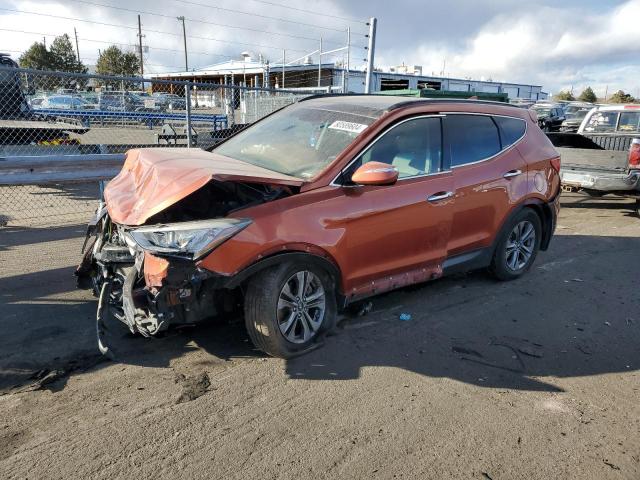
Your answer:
[333,116,455,297]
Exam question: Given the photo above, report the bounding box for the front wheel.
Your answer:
[490,209,542,281]
[244,262,337,358]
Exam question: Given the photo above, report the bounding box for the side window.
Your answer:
[618,112,640,132]
[494,116,526,148]
[447,115,501,167]
[353,117,442,180]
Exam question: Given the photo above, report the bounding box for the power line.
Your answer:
[171,0,356,33]
[60,0,349,45]
[0,6,366,55]
[0,7,139,32]
[243,0,364,23]
[0,27,321,62]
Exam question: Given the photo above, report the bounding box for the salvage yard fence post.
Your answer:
[185,81,193,148]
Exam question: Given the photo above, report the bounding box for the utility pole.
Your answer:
[177,16,188,71]
[137,15,144,75]
[43,36,46,48]
[282,49,285,89]
[364,17,377,94]
[318,37,322,88]
[344,27,350,93]
[73,27,81,62]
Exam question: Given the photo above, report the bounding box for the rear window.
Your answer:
[494,116,526,148]
[447,115,501,167]
[584,111,618,133]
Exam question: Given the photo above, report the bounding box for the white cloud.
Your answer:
[1,0,638,95]
[405,0,640,96]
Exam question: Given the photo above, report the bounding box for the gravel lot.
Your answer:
[0,192,639,479]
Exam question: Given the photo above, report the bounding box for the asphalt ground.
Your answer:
[0,192,639,479]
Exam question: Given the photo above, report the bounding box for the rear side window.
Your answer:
[618,112,640,132]
[494,116,526,148]
[447,115,501,167]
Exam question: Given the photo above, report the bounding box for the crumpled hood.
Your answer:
[104,148,304,226]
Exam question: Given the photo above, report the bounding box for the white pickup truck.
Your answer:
[547,105,640,210]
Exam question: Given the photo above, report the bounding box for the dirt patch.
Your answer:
[3,353,109,394]
[175,372,211,404]
[0,429,30,461]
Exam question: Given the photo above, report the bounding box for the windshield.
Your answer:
[214,103,377,179]
[567,109,589,120]
[532,107,551,117]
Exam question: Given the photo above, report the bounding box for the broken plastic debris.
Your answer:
[399,313,412,321]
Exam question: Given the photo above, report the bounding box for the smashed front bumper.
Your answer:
[94,252,225,357]
[77,212,231,357]
[560,167,640,193]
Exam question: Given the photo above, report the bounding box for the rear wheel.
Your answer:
[490,209,542,281]
[244,261,337,358]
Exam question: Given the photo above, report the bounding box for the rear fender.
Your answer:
[516,198,556,251]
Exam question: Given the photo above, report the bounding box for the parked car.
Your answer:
[98,91,161,112]
[548,105,640,203]
[152,92,187,111]
[531,103,565,132]
[560,107,591,133]
[77,96,561,358]
[30,94,93,110]
[563,101,593,117]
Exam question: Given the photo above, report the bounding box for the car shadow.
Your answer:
[1,233,639,393]
[560,192,638,214]
[0,224,87,252]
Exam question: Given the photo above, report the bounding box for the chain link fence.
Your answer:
[0,65,323,228]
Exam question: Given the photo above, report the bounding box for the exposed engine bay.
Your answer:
[76,180,293,356]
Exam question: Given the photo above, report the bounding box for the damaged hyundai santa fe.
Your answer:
[77,95,561,358]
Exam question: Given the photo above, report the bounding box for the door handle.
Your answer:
[427,191,454,202]
[503,169,522,178]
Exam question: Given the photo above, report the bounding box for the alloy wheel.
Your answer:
[505,220,536,271]
[277,270,326,344]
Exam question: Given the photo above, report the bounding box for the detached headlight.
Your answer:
[129,218,251,260]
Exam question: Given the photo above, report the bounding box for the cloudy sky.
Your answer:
[1,0,638,96]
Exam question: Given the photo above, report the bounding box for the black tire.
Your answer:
[490,209,542,281]
[244,261,337,358]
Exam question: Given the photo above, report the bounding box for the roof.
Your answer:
[298,94,526,118]
[594,104,640,112]
[145,59,335,79]
[298,95,419,118]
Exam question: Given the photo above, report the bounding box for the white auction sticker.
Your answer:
[328,120,368,134]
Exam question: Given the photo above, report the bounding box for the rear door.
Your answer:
[335,115,455,296]
[444,113,528,256]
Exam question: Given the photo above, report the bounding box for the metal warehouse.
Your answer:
[146,56,547,101]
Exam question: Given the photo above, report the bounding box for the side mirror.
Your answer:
[351,161,399,186]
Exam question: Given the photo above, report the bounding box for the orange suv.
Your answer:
[77,96,561,358]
